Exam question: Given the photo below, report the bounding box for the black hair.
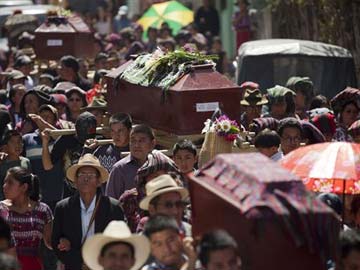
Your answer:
[65,88,87,121]
[339,229,360,260]
[350,196,360,215]
[95,52,109,64]
[277,118,303,137]
[7,167,40,201]
[109,112,132,130]
[309,95,330,110]
[199,230,238,267]
[130,124,154,141]
[19,90,53,117]
[0,217,11,246]
[93,69,108,85]
[1,129,21,146]
[172,139,197,157]
[144,215,180,238]
[254,129,281,148]
[147,26,158,35]
[0,90,7,104]
[317,193,342,216]
[0,111,11,142]
[341,101,359,113]
[100,241,135,258]
[60,55,79,73]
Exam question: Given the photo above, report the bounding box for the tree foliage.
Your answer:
[268,0,360,81]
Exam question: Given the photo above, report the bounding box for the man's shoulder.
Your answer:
[55,195,77,209]
[141,262,158,270]
[112,154,132,168]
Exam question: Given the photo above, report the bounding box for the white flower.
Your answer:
[202,119,212,134]
[221,120,231,132]
[215,122,222,132]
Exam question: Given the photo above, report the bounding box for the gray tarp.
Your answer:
[237,39,357,98]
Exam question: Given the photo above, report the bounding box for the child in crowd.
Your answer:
[172,139,197,174]
[199,229,241,270]
[253,129,283,161]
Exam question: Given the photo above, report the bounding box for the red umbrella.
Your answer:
[280,142,360,194]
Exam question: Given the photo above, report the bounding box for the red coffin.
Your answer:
[34,16,95,60]
[188,153,340,270]
[106,63,242,135]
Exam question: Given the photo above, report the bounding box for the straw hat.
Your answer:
[66,154,109,183]
[82,221,150,270]
[81,97,107,112]
[139,174,189,211]
[240,89,268,106]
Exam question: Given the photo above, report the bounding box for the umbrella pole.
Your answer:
[342,181,345,225]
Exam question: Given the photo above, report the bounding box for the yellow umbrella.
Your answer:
[137,0,193,35]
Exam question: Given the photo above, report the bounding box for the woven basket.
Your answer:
[198,131,233,168]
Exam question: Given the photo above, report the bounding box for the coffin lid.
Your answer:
[105,60,240,91]
[189,153,339,258]
[35,15,91,33]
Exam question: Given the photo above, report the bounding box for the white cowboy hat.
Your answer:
[139,174,189,211]
[66,154,109,183]
[82,221,150,270]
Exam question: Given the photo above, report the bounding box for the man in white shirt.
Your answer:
[52,154,124,270]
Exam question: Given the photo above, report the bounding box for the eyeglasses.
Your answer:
[156,200,187,209]
[281,136,301,143]
[77,173,98,180]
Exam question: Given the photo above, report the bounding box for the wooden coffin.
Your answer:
[188,153,339,270]
[34,16,95,60]
[106,63,242,135]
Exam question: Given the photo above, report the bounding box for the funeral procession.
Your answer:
[0,0,359,270]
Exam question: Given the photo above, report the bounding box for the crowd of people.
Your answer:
[0,0,358,270]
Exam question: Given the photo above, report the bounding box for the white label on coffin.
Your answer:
[196,102,219,112]
[47,39,63,46]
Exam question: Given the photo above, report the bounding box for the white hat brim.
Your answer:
[82,234,150,270]
[139,187,189,211]
[66,164,109,183]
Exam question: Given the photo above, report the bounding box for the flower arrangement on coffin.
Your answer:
[213,115,241,141]
[202,115,242,141]
[199,114,241,167]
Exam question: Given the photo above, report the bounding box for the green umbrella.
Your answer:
[137,0,193,35]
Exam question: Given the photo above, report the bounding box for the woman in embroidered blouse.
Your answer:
[0,167,52,270]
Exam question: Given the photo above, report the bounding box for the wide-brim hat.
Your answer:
[82,221,150,270]
[53,81,77,94]
[139,174,189,211]
[65,86,86,97]
[39,104,58,121]
[81,97,107,112]
[240,88,268,106]
[66,154,109,183]
[9,69,26,80]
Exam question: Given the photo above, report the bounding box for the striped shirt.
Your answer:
[0,201,52,256]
